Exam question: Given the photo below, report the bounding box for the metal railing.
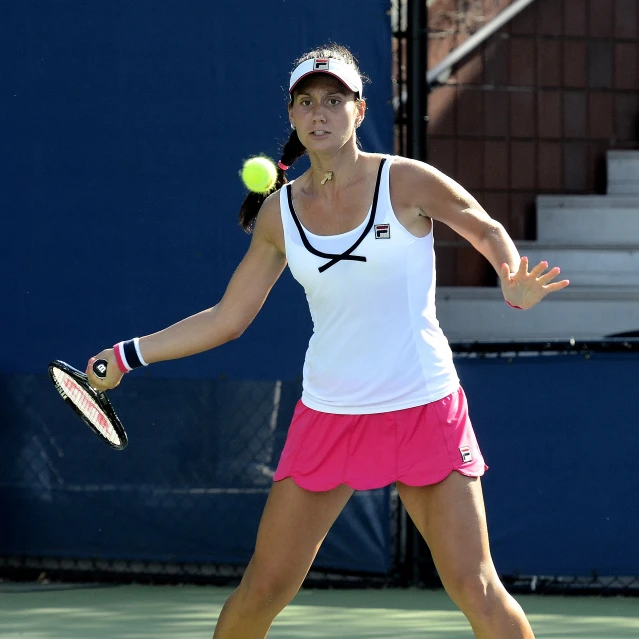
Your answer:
[427,0,538,86]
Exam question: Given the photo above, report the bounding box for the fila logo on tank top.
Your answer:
[279,155,459,415]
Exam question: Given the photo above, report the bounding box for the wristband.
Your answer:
[506,300,523,310]
[113,338,148,373]
[113,342,129,373]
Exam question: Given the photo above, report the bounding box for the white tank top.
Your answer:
[280,156,459,414]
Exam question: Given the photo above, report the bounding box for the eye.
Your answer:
[300,98,312,107]
[328,98,340,106]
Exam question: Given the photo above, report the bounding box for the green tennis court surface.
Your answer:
[1,583,637,638]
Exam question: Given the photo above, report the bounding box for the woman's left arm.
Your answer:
[394,158,569,310]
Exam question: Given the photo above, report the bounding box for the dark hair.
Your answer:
[238,44,368,233]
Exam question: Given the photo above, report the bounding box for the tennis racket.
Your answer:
[48,359,128,450]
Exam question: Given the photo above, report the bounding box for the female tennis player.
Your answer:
[88,44,568,639]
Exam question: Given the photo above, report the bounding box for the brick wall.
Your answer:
[426,0,639,285]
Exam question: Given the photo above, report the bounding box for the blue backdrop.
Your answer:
[2,350,638,577]
[457,350,639,577]
[5,1,635,583]
[2,0,394,380]
[0,375,391,573]
[1,0,395,576]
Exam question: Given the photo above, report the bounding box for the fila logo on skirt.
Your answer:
[375,224,390,239]
[459,446,473,463]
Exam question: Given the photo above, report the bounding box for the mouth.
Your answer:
[310,130,330,137]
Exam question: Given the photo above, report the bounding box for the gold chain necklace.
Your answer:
[315,154,356,185]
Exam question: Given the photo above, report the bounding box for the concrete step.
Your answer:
[607,150,639,195]
[516,243,639,287]
[536,195,639,245]
[436,286,639,341]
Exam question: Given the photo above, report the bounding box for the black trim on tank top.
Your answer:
[286,158,387,273]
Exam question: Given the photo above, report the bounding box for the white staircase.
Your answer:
[607,151,639,195]
[436,150,639,341]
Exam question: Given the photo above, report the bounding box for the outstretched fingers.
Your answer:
[542,279,571,292]
[528,259,549,279]
[537,265,570,291]
[537,265,561,285]
[504,256,570,304]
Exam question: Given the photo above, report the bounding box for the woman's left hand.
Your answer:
[500,256,570,310]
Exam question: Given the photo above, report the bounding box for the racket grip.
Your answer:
[92,359,109,379]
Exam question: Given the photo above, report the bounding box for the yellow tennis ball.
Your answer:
[241,157,278,194]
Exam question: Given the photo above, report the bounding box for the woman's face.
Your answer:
[289,75,365,152]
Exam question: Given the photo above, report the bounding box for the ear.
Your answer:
[356,98,366,123]
[287,103,295,129]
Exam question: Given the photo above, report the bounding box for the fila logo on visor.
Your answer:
[314,58,330,71]
[375,224,390,239]
[459,446,473,463]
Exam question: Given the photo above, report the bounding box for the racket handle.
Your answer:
[92,359,109,379]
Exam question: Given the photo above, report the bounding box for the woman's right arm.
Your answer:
[87,194,287,389]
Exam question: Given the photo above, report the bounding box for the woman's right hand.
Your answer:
[86,349,125,391]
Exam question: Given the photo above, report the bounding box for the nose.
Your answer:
[311,105,326,122]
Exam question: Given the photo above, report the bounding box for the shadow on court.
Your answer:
[0,583,638,638]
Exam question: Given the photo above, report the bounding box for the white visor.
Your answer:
[289,58,363,97]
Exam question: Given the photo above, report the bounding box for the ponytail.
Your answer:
[238,129,307,232]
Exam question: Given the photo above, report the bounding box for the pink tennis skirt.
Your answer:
[273,386,487,492]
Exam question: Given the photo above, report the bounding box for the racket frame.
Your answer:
[48,359,128,450]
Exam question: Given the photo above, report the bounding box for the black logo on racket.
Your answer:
[93,359,108,378]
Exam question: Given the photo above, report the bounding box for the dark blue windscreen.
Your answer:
[1,0,394,575]
[457,351,639,576]
[2,0,393,381]
[0,374,391,573]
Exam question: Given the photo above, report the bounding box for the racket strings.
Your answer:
[52,368,121,446]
